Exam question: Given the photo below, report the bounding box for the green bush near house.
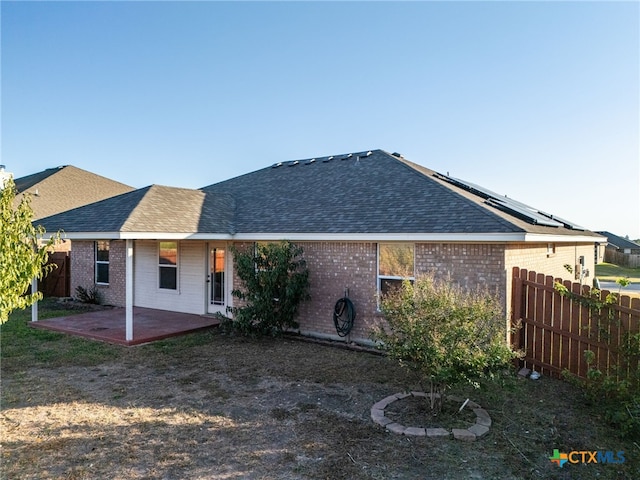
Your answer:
[555,280,640,439]
[373,273,519,414]
[224,241,310,336]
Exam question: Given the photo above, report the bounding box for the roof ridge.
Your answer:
[389,155,528,233]
[201,149,384,189]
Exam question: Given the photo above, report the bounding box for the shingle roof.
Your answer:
[14,165,134,220]
[37,185,235,234]
[14,167,60,192]
[596,231,640,250]
[37,149,602,240]
[201,150,600,237]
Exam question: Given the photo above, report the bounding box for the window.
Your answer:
[159,241,178,290]
[95,241,109,284]
[547,243,556,257]
[378,243,415,296]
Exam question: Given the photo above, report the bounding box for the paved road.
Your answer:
[597,281,640,293]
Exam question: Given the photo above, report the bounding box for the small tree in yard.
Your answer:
[373,273,518,414]
[0,178,59,323]
[227,241,310,336]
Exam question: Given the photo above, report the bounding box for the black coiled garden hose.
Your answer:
[333,297,356,337]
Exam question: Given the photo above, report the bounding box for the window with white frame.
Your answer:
[547,243,556,257]
[159,241,178,290]
[95,241,109,285]
[378,243,415,296]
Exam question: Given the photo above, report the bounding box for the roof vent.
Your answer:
[272,162,283,168]
[289,160,299,167]
[322,156,334,163]
[391,152,403,158]
[342,153,353,160]
[366,151,372,156]
[305,158,316,165]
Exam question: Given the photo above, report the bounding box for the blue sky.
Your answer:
[2,1,639,238]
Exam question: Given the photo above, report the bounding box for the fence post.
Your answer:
[511,267,523,352]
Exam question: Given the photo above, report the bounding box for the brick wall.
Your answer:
[70,241,94,296]
[505,243,595,281]
[415,243,507,304]
[296,242,380,341]
[282,241,507,344]
[70,240,126,307]
[104,241,126,307]
[66,238,595,343]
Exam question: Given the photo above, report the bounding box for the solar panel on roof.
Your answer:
[435,173,584,229]
[485,198,564,227]
[538,213,585,231]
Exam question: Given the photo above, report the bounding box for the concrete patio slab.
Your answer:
[29,307,220,346]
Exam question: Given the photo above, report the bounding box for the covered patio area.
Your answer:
[29,307,221,346]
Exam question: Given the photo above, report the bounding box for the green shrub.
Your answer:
[555,279,639,438]
[224,241,310,336]
[563,350,639,439]
[75,285,101,304]
[373,273,518,413]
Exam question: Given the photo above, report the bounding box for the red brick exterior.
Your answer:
[71,240,126,306]
[296,242,380,341]
[68,239,595,344]
[70,241,93,297]
[292,242,507,344]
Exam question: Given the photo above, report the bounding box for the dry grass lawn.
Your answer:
[1,301,638,479]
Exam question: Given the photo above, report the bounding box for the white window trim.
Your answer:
[95,241,109,285]
[546,243,556,257]
[158,241,179,291]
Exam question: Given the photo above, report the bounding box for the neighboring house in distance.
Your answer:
[14,165,134,297]
[596,231,640,268]
[37,150,605,344]
[15,165,134,224]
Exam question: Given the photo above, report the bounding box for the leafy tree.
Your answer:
[0,178,59,323]
[373,273,518,413]
[226,241,310,336]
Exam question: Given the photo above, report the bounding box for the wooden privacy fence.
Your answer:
[39,251,70,297]
[605,250,640,268]
[511,267,639,381]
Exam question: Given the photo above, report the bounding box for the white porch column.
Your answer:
[125,239,134,341]
[31,277,38,322]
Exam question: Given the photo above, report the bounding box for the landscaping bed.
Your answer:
[1,302,638,479]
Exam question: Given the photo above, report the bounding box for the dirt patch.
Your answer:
[1,325,638,479]
[383,395,478,430]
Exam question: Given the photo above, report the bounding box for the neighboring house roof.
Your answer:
[14,165,134,220]
[37,150,604,242]
[596,231,640,250]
